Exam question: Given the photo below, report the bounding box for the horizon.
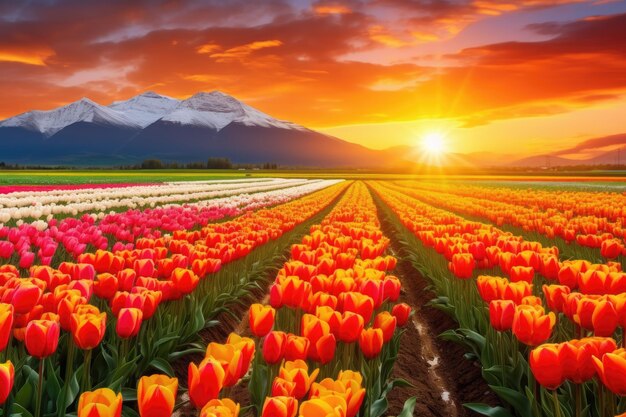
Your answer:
[1,1,626,162]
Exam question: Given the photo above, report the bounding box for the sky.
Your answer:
[1,0,625,160]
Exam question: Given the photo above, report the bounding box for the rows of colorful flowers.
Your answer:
[0,180,349,416]
[369,180,626,417]
[393,181,626,259]
[0,179,341,271]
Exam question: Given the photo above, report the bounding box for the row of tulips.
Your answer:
[393,181,626,261]
[367,180,626,417]
[239,182,415,417]
[0,181,349,416]
[0,179,341,270]
[32,181,415,417]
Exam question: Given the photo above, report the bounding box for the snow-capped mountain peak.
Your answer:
[0,97,141,137]
[109,91,180,128]
[0,90,307,137]
[160,90,307,131]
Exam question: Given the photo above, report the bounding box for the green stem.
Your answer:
[575,383,581,417]
[35,359,45,417]
[552,390,562,417]
[81,349,92,393]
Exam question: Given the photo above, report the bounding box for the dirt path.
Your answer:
[378,198,501,417]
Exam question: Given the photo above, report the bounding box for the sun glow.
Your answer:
[421,132,446,155]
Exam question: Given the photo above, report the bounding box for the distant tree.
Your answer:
[207,158,232,169]
[141,159,163,169]
[186,161,206,169]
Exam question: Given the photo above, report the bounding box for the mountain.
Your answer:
[0,91,398,167]
[383,145,518,167]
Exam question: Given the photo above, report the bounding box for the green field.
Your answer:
[1,169,626,189]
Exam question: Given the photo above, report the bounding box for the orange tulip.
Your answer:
[338,311,364,343]
[77,388,122,417]
[449,253,475,279]
[263,331,287,364]
[278,359,319,399]
[170,267,199,295]
[0,360,14,404]
[339,292,374,323]
[284,334,310,361]
[512,305,556,346]
[489,300,515,332]
[199,398,240,417]
[560,337,617,383]
[116,308,143,339]
[309,333,336,364]
[542,284,570,313]
[299,397,347,417]
[25,319,60,358]
[249,304,275,337]
[310,373,365,417]
[188,357,225,409]
[593,348,626,395]
[205,342,247,387]
[261,396,298,417]
[137,374,178,417]
[271,377,297,397]
[359,327,384,359]
[374,311,397,342]
[529,344,564,390]
[510,266,534,283]
[71,311,106,350]
[0,303,14,352]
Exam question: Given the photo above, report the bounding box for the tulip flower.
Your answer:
[489,300,516,332]
[77,388,122,417]
[512,305,556,346]
[137,374,178,417]
[116,308,143,338]
[263,331,287,364]
[70,311,107,350]
[271,377,297,397]
[205,342,248,387]
[25,319,60,358]
[261,396,298,417]
[374,311,397,343]
[0,360,14,404]
[199,398,240,417]
[249,304,275,337]
[530,344,564,390]
[171,267,199,294]
[278,359,319,399]
[0,303,14,352]
[11,282,43,315]
[284,334,310,361]
[593,348,626,395]
[188,357,226,409]
[391,303,411,327]
[338,311,364,343]
[560,337,617,383]
[449,253,475,279]
[299,397,348,417]
[359,327,384,359]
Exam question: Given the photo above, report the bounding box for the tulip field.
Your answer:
[1,176,626,417]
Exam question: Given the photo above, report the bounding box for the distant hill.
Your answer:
[0,91,400,168]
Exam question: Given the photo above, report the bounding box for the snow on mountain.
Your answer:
[108,91,180,128]
[0,90,307,137]
[160,91,307,131]
[0,97,141,137]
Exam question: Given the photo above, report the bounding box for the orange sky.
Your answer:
[0,0,625,158]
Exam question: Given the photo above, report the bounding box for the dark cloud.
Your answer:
[554,133,626,155]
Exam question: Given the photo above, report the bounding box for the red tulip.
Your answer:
[530,344,564,390]
[249,304,275,337]
[391,303,411,326]
[116,308,143,338]
[359,327,384,359]
[263,331,287,364]
[0,360,14,404]
[489,300,515,331]
[25,319,60,358]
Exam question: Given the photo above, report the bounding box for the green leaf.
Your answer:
[463,403,515,417]
[490,385,533,417]
[396,397,417,417]
[148,357,175,377]
[10,403,34,417]
[121,387,137,402]
[369,396,389,417]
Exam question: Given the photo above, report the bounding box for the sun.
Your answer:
[421,132,446,155]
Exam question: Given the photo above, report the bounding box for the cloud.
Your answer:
[553,133,626,155]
